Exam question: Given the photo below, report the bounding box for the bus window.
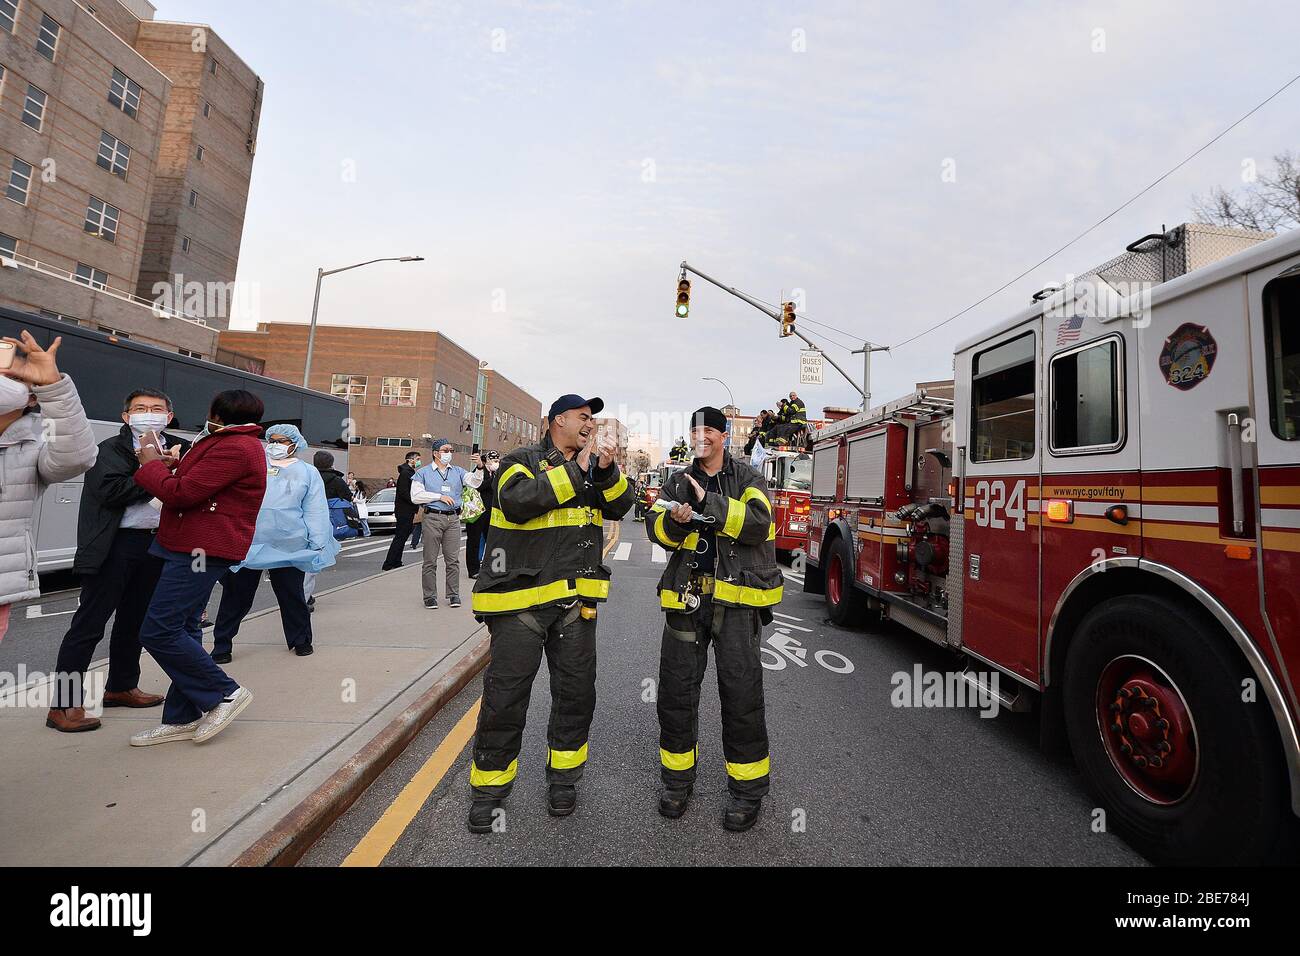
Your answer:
[55,338,166,421]
[785,454,813,491]
[302,394,349,448]
[1264,275,1298,440]
[0,313,54,348]
[256,385,304,432]
[971,332,1036,462]
[165,363,250,430]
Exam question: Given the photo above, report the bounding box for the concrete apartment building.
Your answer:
[218,322,545,486]
[0,0,260,359]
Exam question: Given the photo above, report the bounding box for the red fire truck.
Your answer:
[759,449,814,555]
[803,223,1300,864]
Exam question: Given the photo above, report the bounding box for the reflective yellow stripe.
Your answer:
[490,506,602,531]
[660,747,696,771]
[741,486,772,513]
[659,589,688,610]
[470,758,518,788]
[723,497,746,538]
[472,576,610,613]
[549,743,588,770]
[683,532,699,550]
[726,756,770,781]
[714,579,783,607]
[602,474,628,502]
[767,523,776,542]
[498,463,535,488]
[651,511,683,548]
[546,465,576,503]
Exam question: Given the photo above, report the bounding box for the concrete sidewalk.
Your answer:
[0,564,486,866]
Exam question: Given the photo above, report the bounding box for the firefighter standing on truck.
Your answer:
[648,406,780,831]
[466,394,635,833]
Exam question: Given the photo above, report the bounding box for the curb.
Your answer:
[230,519,623,866]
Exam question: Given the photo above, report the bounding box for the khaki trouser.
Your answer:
[421,511,462,603]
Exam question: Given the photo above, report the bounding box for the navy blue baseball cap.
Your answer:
[548,394,604,419]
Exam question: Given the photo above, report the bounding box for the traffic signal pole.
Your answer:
[679,260,874,407]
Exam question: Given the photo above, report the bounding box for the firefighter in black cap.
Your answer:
[647,405,779,831]
[466,394,635,832]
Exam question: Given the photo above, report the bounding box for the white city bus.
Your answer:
[1,306,350,573]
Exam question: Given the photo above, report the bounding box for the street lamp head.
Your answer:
[401,256,424,262]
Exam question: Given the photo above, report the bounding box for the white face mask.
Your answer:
[440,452,453,466]
[0,375,31,414]
[128,412,171,436]
[266,443,291,460]
[486,460,499,472]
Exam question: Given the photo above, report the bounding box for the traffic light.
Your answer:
[780,301,796,337]
[676,279,691,318]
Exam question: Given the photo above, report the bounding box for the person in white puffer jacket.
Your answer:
[0,330,98,643]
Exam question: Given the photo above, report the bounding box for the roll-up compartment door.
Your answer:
[812,445,838,498]
[847,432,888,500]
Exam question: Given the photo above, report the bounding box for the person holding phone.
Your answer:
[47,388,189,732]
[0,330,97,649]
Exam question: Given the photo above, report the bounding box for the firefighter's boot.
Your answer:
[723,795,761,832]
[658,785,692,819]
[467,798,502,834]
[547,783,577,817]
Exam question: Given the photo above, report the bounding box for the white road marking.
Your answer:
[651,548,667,564]
[26,604,76,620]
[773,611,804,621]
[612,542,632,561]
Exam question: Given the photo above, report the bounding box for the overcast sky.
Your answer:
[163,0,1299,442]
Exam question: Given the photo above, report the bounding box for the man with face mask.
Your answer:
[465,396,634,831]
[47,388,190,731]
[410,440,482,609]
[0,329,97,652]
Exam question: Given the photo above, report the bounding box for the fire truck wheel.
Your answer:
[1062,594,1294,865]
[824,534,865,627]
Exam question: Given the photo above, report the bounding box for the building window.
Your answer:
[178,348,202,358]
[84,196,120,243]
[381,377,417,407]
[40,309,79,324]
[97,131,131,179]
[1049,336,1124,454]
[971,332,1036,462]
[36,13,60,61]
[189,189,198,208]
[376,437,414,448]
[433,381,447,412]
[202,100,211,118]
[74,263,109,290]
[331,373,367,404]
[492,407,501,429]
[108,68,141,118]
[348,435,363,446]
[97,325,129,339]
[181,236,191,252]
[7,158,33,205]
[22,84,47,131]
[195,144,204,162]
[0,232,16,258]
[209,58,217,75]
[449,388,461,417]
[0,0,16,33]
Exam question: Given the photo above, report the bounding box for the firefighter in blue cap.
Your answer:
[648,405,779,831]
[466,394,636,832]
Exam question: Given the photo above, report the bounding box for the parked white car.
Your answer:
[366,488,399,531]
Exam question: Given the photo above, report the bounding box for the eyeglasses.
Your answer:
[128,404,170,414]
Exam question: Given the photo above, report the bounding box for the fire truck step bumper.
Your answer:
[957,665,1031,713]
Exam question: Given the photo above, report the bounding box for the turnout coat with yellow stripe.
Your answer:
[647,455,783,612]
[471,434,635,616]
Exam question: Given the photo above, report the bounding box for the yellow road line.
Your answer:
[341,514,623,866]
[341,699,481,867]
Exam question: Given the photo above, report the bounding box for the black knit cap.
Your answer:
[691,406,728,432]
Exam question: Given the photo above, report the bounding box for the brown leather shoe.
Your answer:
[102,688,165,708]
[46,707,102,733]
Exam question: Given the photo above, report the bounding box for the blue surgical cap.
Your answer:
[265,423,308,455]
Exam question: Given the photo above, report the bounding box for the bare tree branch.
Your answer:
[1192,150,1299,231]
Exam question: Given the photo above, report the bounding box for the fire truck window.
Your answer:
[786,454,813,491]
[1264,276,1298,441]
[1050,338,1122,452]
[971,332,1036,462]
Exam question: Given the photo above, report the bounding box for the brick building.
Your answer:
[0,0,259,358]
[218,322,544,487]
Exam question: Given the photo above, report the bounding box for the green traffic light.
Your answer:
[677,304,689,317]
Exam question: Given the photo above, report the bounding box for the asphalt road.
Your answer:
[303,516,1147,866]
[0,528,448,680]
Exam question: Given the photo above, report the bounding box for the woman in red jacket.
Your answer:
[128,389,268,747]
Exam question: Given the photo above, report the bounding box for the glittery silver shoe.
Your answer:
[193,687,253,744]
[130,719,202,747]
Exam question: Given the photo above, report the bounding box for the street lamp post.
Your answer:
[702,377,736,449]
[302,256,424,387]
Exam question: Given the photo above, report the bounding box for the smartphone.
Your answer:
[138,430,163,454]
[0,342,14,370]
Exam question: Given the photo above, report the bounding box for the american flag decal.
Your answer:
[1056,315,1084,347]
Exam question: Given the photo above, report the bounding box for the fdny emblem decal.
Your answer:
[1159,322,1218,391]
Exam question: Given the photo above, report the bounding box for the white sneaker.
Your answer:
[193,687,254,744]
[130,719,202,747]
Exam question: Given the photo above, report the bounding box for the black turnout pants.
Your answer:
[657,594,771,799]
[212,566,312,654]
[470,603,597,798]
